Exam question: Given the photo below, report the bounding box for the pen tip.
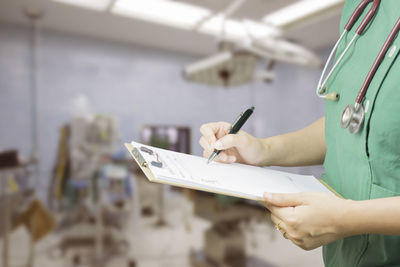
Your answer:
[250,106,255,111]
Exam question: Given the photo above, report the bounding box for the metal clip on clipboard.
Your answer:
[132,146,163,168]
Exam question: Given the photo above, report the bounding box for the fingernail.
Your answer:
[228,156,236,163]
[219,154,227,161]
[214,140,222,150]
[263,192,272,200]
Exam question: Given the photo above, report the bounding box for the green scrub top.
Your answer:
[322,0,400,266]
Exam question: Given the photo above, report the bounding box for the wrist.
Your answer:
[335,198,362,237]
[258,138,273,166]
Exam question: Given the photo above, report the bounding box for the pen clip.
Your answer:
[230,112,243,130]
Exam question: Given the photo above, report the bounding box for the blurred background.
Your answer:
[0,0,344,266]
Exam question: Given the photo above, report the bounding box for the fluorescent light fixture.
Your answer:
[201,15,245,38]
[263,0,344,28]
[112,0,211,30]
[52,0,112,11]
[242,19,280,39]
[200,15,279,40]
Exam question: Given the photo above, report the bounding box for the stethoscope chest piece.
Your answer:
[340,104,365,134]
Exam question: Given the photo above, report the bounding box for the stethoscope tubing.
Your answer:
[340,16,400,133]
[355,17,400,105]
[317,0,380,98]
[318,32,357,95]
[349,0,380,35]
[316,30,346,96]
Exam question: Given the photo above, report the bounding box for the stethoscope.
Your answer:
[316,0,400,134]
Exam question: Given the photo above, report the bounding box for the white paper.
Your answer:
[130,141,333,201]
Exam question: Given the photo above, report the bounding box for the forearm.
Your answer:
[260,117,327,166]
[341,197,400,236]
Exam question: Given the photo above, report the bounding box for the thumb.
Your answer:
[263,192,304,207]
[214,133,245,150]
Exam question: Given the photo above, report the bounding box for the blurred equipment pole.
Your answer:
[25,6,44,175]
[24,6,44,267]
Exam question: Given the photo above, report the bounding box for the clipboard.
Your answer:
[125,142,341,200]
[124,143,266,201]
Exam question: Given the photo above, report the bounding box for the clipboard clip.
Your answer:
[133,147,148,167]
[133,146,163,168]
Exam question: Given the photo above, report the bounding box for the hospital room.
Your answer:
[1,0,400,267]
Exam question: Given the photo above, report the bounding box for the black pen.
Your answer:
[207,106,255,164]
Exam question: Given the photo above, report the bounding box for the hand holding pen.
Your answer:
[200,107,262,165]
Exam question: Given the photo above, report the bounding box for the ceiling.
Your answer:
[0,0,343,56]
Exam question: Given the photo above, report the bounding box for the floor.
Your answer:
[1,186,324,267]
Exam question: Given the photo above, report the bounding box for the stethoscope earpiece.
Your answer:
[325,92,339,101]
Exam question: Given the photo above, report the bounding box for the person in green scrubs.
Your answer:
[199,1,400,266]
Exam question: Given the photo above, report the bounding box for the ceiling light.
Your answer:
[200,15,245,38]
[51,0,112,11]
[112,0,211,30]
[262,0,344,28]
[241,19,280,39]
[200,15,279,40]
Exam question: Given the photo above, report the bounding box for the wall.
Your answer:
[0,22,327,199]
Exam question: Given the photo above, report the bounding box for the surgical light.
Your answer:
[183,51,259,87]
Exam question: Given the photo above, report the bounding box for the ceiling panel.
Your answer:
[181,0,298,19]
[0,0,341,55]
